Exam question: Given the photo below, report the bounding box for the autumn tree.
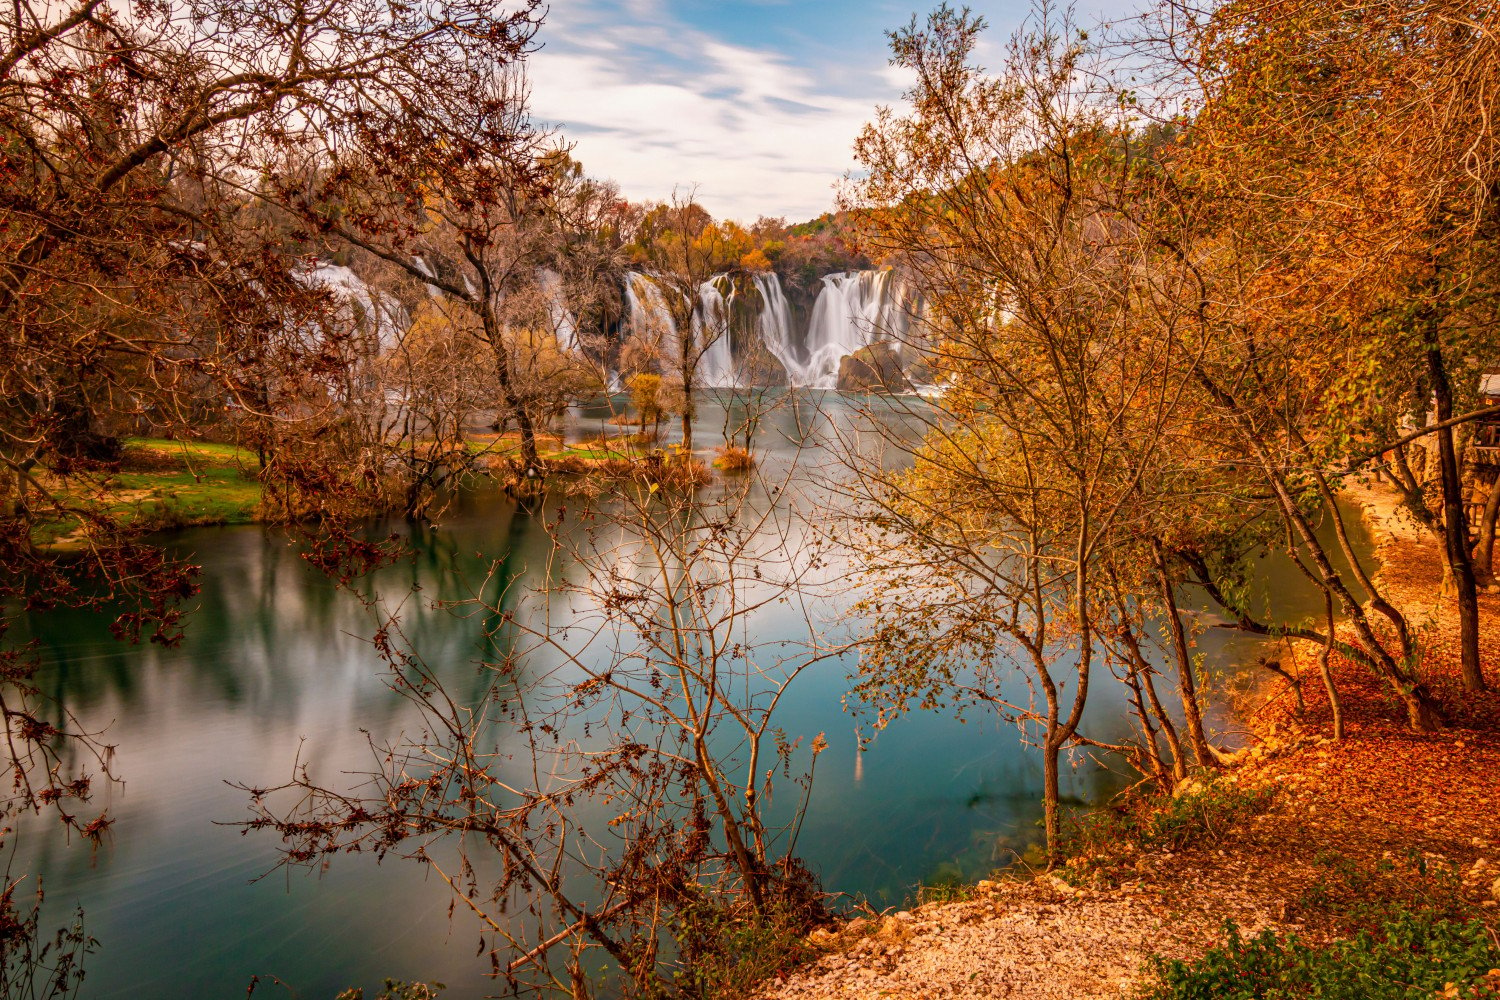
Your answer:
[0,0,546,972]
[842,5,1210,856]
[626,193,757,450]
[1157,0,1500,693]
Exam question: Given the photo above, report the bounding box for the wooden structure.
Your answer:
[1473,373,1500,467]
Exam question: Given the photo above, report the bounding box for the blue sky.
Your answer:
[528,0,1145,223]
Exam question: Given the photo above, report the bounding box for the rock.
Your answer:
[1045,875,1078,896]
[837,343,907,393]
[1491,876,1500,901]
[742,350,789,387]
[976,879,997,893]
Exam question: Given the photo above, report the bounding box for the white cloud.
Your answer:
[527,4,896,223]
[525,0,1144,222]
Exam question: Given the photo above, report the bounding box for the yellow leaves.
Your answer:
[739,248,772,272]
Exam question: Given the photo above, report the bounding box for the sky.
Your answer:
[527,0,1146,224]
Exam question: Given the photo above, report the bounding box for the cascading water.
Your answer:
[753,272,800,382]
[298,260,407,352]
[622,272,738,388]
[624,271,677,353]
[617,268,925,391]
[693,279,736,389]
[536,268,579,353]
[793,270,917,389]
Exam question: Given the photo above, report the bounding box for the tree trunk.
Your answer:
[1114,603,1188,781]
[1473,472,1500,577]
[1426,335,1485,691]
[1042,738,1061,866]
[1152,540,1217,769]
[1124,665,1171,791]
[679,347,696,453]
[1196,370,1443,730]
[1318,593,1344,741]
[483,312,539,471]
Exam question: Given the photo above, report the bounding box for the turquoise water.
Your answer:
[7,392,1356,998]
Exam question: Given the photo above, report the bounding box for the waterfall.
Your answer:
[619,268,924,390]
[623,272,738,388]
[536,268,579,353]
[624,271,676,353]
[693,279,736,389]
[753,272,800,382]
[793,270,917,389]
[298,260,407,353]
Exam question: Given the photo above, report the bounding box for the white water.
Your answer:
[694,279,736,388]
[624,271,676,355]
[794,270,917,389]
[623,272,738,388]
[298,261,407,353]
[617,268,927,390]
[753,272,801,383]
[536,268,579,353]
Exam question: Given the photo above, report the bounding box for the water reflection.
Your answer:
[4,392,1358,999]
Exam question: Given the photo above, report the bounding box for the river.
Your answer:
[7,391,1367,998]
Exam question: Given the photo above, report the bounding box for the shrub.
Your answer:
[673,902,817,1000]
[1293,849,1470,930]
[1064,775,1275,859]
[1143,912,1500,1000]
[672,862,828,1000]
[627,373,667,428]
[713,445,755,472]
[642,447,712,489]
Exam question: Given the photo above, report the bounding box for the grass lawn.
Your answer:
[35,430,674,549]
[114,438,262,527]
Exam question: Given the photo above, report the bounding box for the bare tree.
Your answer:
[243,468,839,996]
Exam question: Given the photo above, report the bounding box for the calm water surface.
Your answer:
[10,392,1366,998]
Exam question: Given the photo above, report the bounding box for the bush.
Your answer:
[672,861,828,1000]
[643,447,712,489]
[1143,912,1500,1000]
[334,981,443,1000]
[713,445,755,472]
[1065,775,1275,859]
[1294,848,1470,930]
[628,373,667,428]
[673,902,817,1000]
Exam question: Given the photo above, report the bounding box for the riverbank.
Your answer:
[32,428,720,549]
[758,478,1500,1000]
[32,438,263,549]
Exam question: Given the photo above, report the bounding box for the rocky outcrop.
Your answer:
[836,343,906,393]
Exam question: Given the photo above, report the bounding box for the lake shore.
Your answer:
[32,426,716,549]
[757,478,1500,1000]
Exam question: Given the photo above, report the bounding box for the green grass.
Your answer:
[33,438,263,547]
[113,438,262,529]
[114,469,261,527]
[125,438,254,463]
[1143,911,1500,999]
